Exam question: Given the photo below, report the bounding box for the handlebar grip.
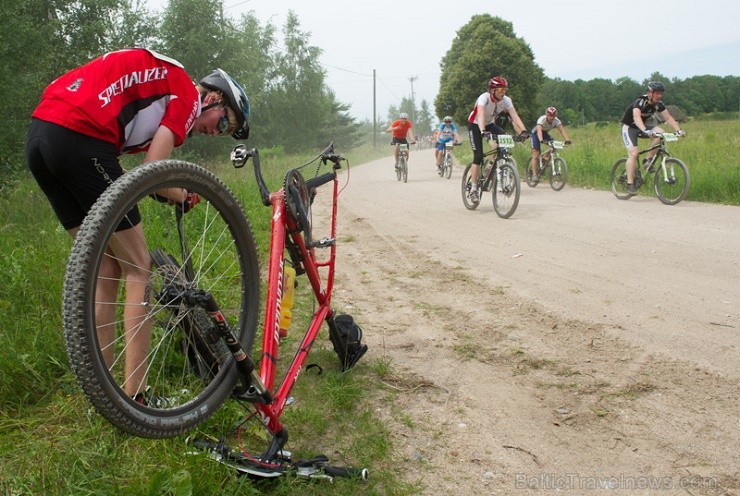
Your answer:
[306,172,336,190]
[323,465,369,480]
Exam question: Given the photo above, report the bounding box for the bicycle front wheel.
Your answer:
[401,156,408,183]
[63,160,260,438]
[444,153,453,179]
[654,158,690,205]
[493,161,521,219]
[610,158,631,200]
[461,163,480,210]
[549,157,568,191]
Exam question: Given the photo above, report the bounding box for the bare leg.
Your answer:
[531,149,541,177]
[100,224,153,398]
[626,146,639,184]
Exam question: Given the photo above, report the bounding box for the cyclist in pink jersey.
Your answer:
[26,48,251,403]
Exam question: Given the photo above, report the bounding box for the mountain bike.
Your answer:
[394,142,410,183]
[438,141,459,179]
[461,134,522,219]
[526,140,570,191]
[610,132,689,204]
[63,143,368,478]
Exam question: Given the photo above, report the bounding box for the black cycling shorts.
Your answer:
[26,119,140,231]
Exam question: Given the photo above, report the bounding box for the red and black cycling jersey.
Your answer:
[620,95,666,128]
[32,48,200,154]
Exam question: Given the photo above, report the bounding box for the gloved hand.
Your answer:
[183,191,201,213]
[564,140,572,145]
[516,130,530,142]
[643,129,655,137]
[675,129,685,137]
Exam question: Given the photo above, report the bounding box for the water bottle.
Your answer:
[278,265,296,338]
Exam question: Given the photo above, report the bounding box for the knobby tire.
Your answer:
[492,160,520,219]
[63,160,260,438]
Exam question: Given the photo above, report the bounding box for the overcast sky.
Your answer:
[153,0,739,121]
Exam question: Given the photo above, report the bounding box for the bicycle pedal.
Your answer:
[311,237,335,248]
[232,379,272,403]
[232,388,261,403]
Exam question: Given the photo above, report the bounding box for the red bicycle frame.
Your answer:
[255,175,339,435]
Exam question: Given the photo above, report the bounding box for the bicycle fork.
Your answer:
[194,292,274,404]
[657,157,677,185]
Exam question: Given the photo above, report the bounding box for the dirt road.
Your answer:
[323,148,739,495]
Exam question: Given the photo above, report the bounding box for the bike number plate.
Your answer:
[552,140,565,149]
[497,135,515,149]
[662,133,678,142]
[399,143,409,152]
[445,142,454,149]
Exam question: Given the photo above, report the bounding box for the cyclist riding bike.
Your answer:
[434,116,462,174]
[620,81,684,195]
[384,112,416,169]
[25,48,250,402]
[530,106,571,183]
[467,76,529,203]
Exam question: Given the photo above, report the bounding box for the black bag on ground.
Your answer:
[328,314,368,372]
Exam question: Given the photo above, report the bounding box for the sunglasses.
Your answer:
[216,109,230,135]
[203,100,231,135]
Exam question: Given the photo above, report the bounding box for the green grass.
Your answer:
[0,142,414,495]
[0,126,736,493]
[454,119,740,205]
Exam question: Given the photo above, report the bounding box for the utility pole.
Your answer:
[409,75,418,126]
[373,69,377,148]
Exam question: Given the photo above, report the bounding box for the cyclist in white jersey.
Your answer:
[530,106,571,183]
[466,76,528,202]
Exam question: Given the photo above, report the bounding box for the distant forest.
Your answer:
[535,73,739,126]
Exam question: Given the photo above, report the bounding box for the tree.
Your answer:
[435,14,544,129]
[1,0,157,177]
[416,100,435,135]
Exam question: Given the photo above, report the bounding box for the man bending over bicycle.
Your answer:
[620,81,684,195]
[384,112,416,169]
[434,116,462,173]
[530,106,571,183]
[467,76,529,203]
[26,48,251,403]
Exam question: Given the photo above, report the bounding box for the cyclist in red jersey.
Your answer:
[384,112,417,169]
[26,48,251,403]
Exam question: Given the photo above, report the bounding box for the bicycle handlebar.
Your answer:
[306,172,336,190]
[231,143,345,206]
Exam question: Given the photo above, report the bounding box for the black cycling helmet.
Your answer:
[200,69,250,139]
[647,81,666,92]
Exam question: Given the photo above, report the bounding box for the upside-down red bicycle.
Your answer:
[63,142,368,479]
